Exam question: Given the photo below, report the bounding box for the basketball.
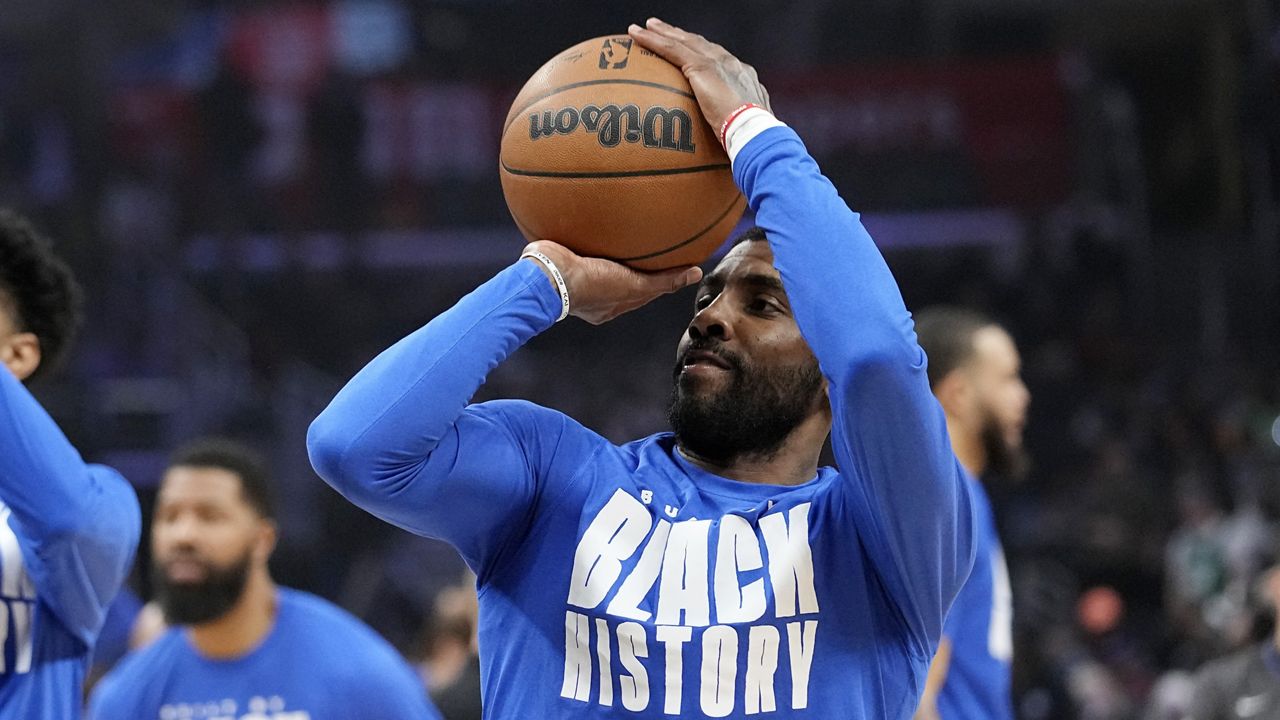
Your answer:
[499,35,746,271]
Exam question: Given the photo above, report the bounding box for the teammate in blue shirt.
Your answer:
[88,439,441,720]
[308,19,978,719]
[0,209,142,718]
[912,308,1030,720]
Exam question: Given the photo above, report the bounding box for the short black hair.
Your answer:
[914,306,998,389]
[730,225,768,246]
[168,439,275,520]
[0,209,83,381]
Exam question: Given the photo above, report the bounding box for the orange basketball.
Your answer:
[499,35,746,271]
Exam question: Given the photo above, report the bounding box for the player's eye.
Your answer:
[196,506,226,523]
[749,297,781,314]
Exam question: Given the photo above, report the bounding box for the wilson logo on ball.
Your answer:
[528,104,696,153]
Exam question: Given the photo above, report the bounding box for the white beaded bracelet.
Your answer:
[520,250,571,322]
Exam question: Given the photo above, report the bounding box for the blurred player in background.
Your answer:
[0,209,141,717]
[1186,563,1280,719]
[419,578,481,720]
[88,439,441,720]
[912,307,1029,720]
[309,18,976,719]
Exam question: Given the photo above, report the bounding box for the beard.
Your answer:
[667,340,824,466]
[979,407,1029,480]
[151,550,252,626]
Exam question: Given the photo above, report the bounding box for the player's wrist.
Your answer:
[519,244,571,322]
[723,106,786,163]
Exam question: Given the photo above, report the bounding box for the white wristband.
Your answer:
[725,107,787,164]
[521,250,570,322]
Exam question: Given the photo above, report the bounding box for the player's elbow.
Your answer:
[40,469,140,549]
[307,413,359,494]
[836,342,925,390]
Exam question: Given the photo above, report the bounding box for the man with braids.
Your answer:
[0,209,141,716]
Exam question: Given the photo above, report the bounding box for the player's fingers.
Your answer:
[635,265,702,297]
[628,23,695,67]
[644,17,703,46]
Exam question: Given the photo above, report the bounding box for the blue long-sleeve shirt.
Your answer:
[87,588,442,720]
[0,368,141,718]
[938,474,1014,719]
[309,126,976,719]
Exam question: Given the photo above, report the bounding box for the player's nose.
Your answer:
[688,294,735,341]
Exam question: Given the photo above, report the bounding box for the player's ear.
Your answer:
[932,370,970,415]
[0,331,41,382]
[253,519,278,564]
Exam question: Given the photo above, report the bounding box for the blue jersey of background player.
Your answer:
[0,210,142,718]
[912,308,1031,720]
[88,439,441,720]
[309,18,978,719]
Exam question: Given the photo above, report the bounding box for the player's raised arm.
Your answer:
[632,18,977,657]
[0,369,142,646]
[307,242,698,569]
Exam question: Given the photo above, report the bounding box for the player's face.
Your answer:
[668,240,825,464]
[968,326,1030,476]
[151,466,272,624]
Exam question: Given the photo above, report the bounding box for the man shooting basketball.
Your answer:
[310,19,977,719]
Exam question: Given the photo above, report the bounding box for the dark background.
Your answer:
[2,1,1278,716]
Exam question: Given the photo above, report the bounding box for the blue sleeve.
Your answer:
[308,260,591,573]
[0,368,142,647]
[344,644,444,720]
[733,126,977,659]
[85,671,125,720]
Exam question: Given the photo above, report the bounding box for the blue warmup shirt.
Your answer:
[938,474,1013,720]
[0,368,141,718]
[309,126,978,719]
[88,587,441,720]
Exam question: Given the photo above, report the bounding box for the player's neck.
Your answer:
[945,414,987,478]
[188,569,278,660]
[679,413,827,486]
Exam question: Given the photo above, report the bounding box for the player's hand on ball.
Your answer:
[628,18,772,136]
[522,241,702,326]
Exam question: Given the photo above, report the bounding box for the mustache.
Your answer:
[674,339,743,376]
[159,551,214,570]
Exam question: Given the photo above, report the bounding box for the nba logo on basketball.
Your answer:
[599,38,631,69]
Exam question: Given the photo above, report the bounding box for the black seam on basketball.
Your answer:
[503,79,697,135]
[612,193,746,262]
[501,162,729,179]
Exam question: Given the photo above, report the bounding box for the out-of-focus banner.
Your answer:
[767,58,1072,209]
[106,4,1072,218]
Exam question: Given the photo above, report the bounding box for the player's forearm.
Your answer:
[733,126,920,378]
[0,370,141,642]
[734,125,977,652]
[308,261,559,499]
[0,366,105,535]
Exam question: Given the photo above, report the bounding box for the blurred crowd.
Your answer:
[1,1,1278,718]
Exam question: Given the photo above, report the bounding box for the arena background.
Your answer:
[1,1,1278,717]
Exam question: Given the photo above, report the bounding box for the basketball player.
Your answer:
[88,440,441,720]
[0,210,141,717]
[309,18,977,718]
[911,308,1030,720]
[1186,563,1280,719]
